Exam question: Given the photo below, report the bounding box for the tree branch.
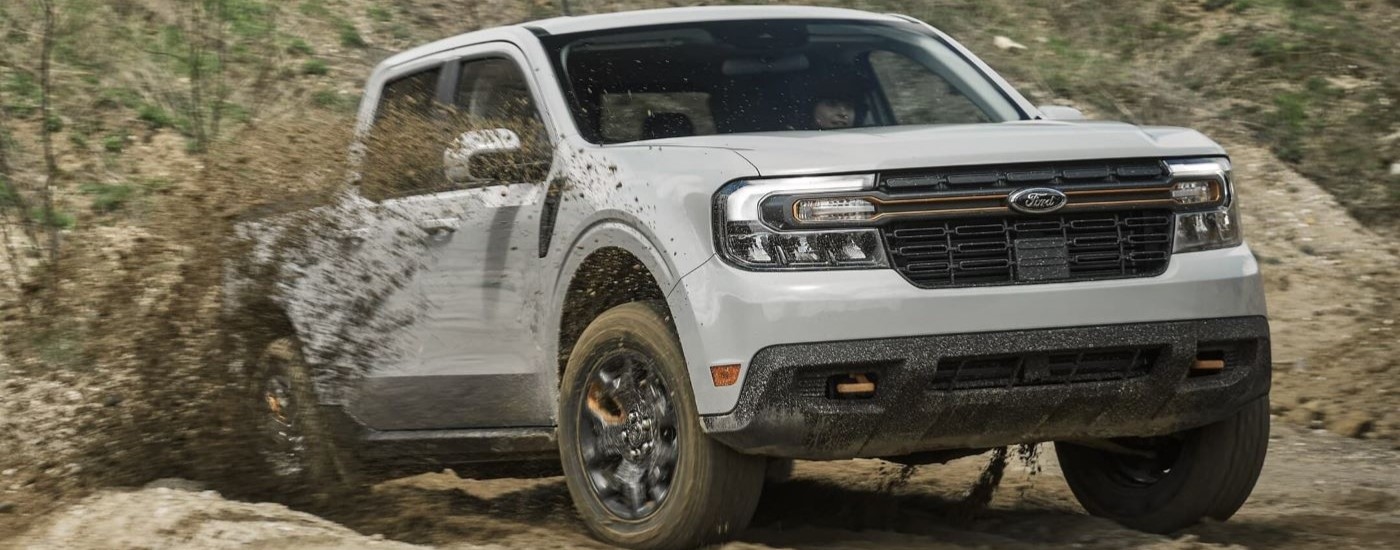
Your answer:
[37,0,60,267]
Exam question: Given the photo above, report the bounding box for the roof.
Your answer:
[375,6,905,72]
[529,6,902,35]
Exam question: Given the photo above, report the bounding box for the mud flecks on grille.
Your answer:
[884,210,1174,289]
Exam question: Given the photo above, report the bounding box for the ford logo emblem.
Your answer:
[1008,187,1068,214]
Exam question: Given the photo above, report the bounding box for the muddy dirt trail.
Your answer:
[10,423,1397,549]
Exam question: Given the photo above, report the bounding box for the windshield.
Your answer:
[540,19,1025,144]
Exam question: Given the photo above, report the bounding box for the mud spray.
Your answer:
[961,444,1042,514]
[0,100,633,532]
[0,114,361,508]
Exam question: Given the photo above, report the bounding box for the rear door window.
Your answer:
[362,68,448,200]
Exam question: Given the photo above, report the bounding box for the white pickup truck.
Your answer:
[229,6,1271,549]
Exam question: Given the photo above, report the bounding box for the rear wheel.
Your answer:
[246,338,362,499]
[558,301,765,550]
[1055,396,1270,533]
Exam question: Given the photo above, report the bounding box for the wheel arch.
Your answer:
[550,222,708,398]
[555,245,668,382]
[223,281,300,364]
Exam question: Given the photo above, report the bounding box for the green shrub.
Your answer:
[311,89,352,111]
[1248,33,1292,65]
[102,134,126,153]
[367,6,392,21]
[30,207,76,229]
[2,72,39,101]
[222,101,253,123]
[1269,91,1310,162]
[138,103,175,129]
[2,72,39,117]
[302,58,330,76]
[97,87,142,110]
[1283,0,1344,16]
[287,38,314,56]
[298,0,329,18]
[80,183,138,213]
[0,179,18,207]
[221,0,275,40]
[337,20,367,48]
[138,178,173,193]
[44,113,63,133]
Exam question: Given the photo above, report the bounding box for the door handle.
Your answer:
[418,218,460,239]
[338,227,372,249]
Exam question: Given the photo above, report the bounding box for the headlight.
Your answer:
[1168,158,1243,253]
[714,175,888,270]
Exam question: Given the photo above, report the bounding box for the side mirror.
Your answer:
[1038,105,1085,121]
[443,128,522,185]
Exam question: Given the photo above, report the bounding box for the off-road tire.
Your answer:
[558,301,766,550]
[243,337,364,500]
[1056,396,1270,533]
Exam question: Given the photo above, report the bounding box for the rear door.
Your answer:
[348,43,558,430]
[283,64,446,410]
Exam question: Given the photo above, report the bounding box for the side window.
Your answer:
[869,51,989,126]
[361,68,449,201]
[451,58,552,183]
[379,69,440,119]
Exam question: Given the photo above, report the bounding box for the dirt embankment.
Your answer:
[1222,140,1400,444]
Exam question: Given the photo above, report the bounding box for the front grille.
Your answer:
[884,210,1174,289]
[931,347,1160,391]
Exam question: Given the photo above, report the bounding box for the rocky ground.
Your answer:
[6,424,1398,549]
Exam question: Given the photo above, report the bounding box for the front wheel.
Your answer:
[558,301,766,550]
[1055,396,1270,533]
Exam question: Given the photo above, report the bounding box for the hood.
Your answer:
[629,121,1225,177]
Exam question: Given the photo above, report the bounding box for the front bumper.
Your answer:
[670,244,1266,415]
[702,316,1270,459]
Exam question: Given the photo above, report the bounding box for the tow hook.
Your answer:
[831,373,877,399]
